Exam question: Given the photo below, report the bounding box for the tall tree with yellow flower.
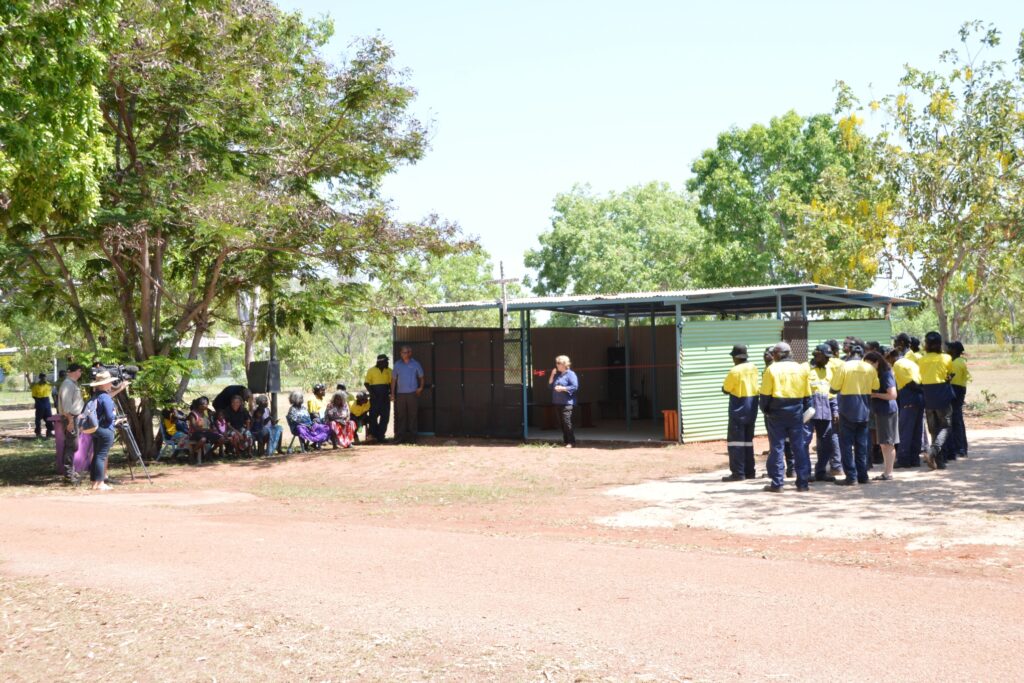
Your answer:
[833,21,1024,340]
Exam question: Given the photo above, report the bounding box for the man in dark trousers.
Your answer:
[721,344,759,481]
[830,343,879,486]
[391,346,425,444]
[759,342,812,492]
[892,346,924,468]
[364,354,392,443]
[917,332,955,470]
[808,344,841,481]
[30,372,54,438]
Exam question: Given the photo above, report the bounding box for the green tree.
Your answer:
[390,246,523,328]
[687,111,879,289]
[525,182,702,296]
[1,0,467,453]
[832,21,1024,339]
[0,1,118,348]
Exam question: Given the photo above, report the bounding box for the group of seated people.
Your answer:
[160,383,371,462]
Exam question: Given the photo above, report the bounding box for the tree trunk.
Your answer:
[237,289,260,370]
[115,392,157,460]
[933,288,949,341]
[174,323,209,403]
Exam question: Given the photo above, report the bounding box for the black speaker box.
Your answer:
[246,360,281,393]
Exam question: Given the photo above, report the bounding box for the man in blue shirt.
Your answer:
[391,345,425,444]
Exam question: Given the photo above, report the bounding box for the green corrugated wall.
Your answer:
[679,319,783,442]
[807,319,893,353]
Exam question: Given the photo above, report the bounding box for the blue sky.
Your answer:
[278,0,1021,281]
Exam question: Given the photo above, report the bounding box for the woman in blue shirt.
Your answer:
[548,355,579,448]
[864,351,899,481]
[86,371,125,491]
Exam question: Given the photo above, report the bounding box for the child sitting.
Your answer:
[348,391,370,443]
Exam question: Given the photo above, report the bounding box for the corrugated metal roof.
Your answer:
[419,283,918,317]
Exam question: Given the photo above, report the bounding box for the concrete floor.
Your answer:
[527,418,668,444]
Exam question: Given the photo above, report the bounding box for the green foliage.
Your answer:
[525,182,701,296]
[0,0,116,229]
[387,245,523,328]
[832,22,1024,339]
[277,318,390,389]
[131,356,200,408]
[687,111,878,288]
[0,1,472,453]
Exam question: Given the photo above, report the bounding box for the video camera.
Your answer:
[94,363,140,386]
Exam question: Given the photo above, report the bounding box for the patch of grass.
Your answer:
[0,391,32,407]
[0,439,67,490]
[0,437,137,495]
[251,479,562,505]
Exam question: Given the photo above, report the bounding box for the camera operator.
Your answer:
[86,370,129,492]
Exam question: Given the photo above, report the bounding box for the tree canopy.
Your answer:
[687,111,880,290]
[0,0,468,450]
[831,21,1024,339]
[524,182,702,296]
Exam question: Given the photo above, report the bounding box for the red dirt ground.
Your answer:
[2,430,1023,681]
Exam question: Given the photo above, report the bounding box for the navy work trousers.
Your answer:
[807,419,839,477]
[367,385,391,442]
[766,416,809,488]
[726,415,756,478]
[838,417,870,484]
[34,397,53,436]
[948,387,967,459]
[896,401,923,467]
[925,406,952,468]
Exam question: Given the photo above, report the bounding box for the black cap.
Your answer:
[893,332,912,345]
[850,344,865,356]
[924,331,942,344]
[376,354,389,361]
[729,344,748,359]
[814,343,832,356]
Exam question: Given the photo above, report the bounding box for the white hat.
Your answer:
[87,371,116,387]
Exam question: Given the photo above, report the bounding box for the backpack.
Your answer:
[76,398,100,434]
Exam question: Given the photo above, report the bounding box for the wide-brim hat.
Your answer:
[87,371,116,387]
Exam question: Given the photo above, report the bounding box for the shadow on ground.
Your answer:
[597,427,1024,549]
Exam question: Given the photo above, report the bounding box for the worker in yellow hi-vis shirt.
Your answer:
[721,344,759,481]
[30,372,54,438]
[917,332,955,470]
[364,354,393,442]
[830,343,880,485]
[758,342,812,493]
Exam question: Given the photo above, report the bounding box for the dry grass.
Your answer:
[251,479,564,505]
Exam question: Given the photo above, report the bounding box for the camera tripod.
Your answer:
[114,409,152,484]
